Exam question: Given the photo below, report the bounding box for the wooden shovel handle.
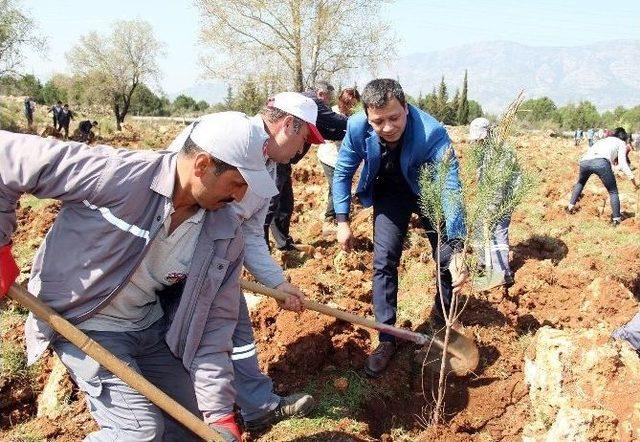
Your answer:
[240,279,436,348]
[239,279,478,373]
[7,284,221,442]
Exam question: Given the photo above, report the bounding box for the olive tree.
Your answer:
[0,0,44,75]
[66,20,164,130]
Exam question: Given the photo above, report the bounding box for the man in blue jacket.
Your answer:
[333,79,467,377]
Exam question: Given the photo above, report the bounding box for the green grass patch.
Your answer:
[311,370,373,419]
[3,424,47,442]
[0,307,28,335]
[265,370,373,439]
[19,195,54,211]
[0,341,30,380]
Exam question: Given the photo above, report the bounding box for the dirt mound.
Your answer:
[13,200,61,278]
[98,122,184,150]
[39,126,63,139]
[15,201,60,239]
[252,299,370,389]
[0,377,37,428]
[103,123,142,147]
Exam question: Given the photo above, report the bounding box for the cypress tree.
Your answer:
[437,75,448,121]
[456,70,470,125]
[451,88,460,123]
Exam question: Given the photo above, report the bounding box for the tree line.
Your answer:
[413,71,483,125]
[519,97,640,131]
[0,74,210,117]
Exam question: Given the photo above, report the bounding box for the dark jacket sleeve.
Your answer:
[290,96,348,164]
[290,142,312,164]
[315,99,348,141]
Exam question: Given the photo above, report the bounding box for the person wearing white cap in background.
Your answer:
[264,89,328,252]
[468,117,519,291]
[469,117,491,143]
[167,91,322,437]
[0,119,283,440]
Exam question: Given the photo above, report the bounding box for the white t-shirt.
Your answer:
[78,208,205,331]
[317,105,345,168]
[580,137,634,180]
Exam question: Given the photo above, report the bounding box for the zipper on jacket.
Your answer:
[69,211,168,325]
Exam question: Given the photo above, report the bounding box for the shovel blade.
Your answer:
[419,327,480,376]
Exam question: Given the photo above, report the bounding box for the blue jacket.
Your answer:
[332,104,465,239]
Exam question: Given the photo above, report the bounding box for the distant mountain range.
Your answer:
[171,40,640,114]
[387,40,640,114]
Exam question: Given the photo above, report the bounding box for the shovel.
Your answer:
[5,283,222,442]
[240,279,480,376]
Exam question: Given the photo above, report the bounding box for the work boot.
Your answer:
[364,341,396,378]
[244,393,316,433]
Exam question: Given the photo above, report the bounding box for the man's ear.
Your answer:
[193,152,212,177]
[404,103,409,115]
[282,115,295,134]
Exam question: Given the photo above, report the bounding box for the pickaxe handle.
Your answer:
[6,284,221,442]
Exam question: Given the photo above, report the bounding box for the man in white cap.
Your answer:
[468,117,519,291]
[469,117,491,143]
[168,91,323,435]
[0,115,281,441]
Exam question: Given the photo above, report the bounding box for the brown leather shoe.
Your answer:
[364,341,396,377]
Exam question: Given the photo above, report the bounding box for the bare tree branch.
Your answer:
[0,0,46,76]
[196,0,397,90]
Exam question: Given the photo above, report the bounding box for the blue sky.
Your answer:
[22,0,640,95]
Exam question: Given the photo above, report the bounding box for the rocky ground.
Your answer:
[1,117,639,441]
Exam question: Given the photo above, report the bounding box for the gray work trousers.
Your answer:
[52,319,201,442]
[232,295,280,421]
[613,311,640,350]
[477,216,512,276]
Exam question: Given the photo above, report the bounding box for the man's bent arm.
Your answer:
[242,201,286,288]
[0,131,108,246]
[332,120,362,221]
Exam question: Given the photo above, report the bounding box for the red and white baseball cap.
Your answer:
[268,92,324,144]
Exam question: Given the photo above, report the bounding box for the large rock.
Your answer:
[523,326,640,441]
[37,354,73,419]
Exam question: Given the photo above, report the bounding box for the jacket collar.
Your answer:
[150,152,178,199]
[202,206,239,240]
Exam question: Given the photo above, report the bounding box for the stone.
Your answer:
[523,326,640,441]
[37,354,73,419]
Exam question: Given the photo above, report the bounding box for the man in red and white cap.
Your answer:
[168,91,323,437]
[263,92,327,252]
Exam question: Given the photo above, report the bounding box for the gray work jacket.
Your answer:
[0,131,244,389]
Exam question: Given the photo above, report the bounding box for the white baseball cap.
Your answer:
[267,92,325,144]
[185,112,278,199]
[469,117,491,141]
